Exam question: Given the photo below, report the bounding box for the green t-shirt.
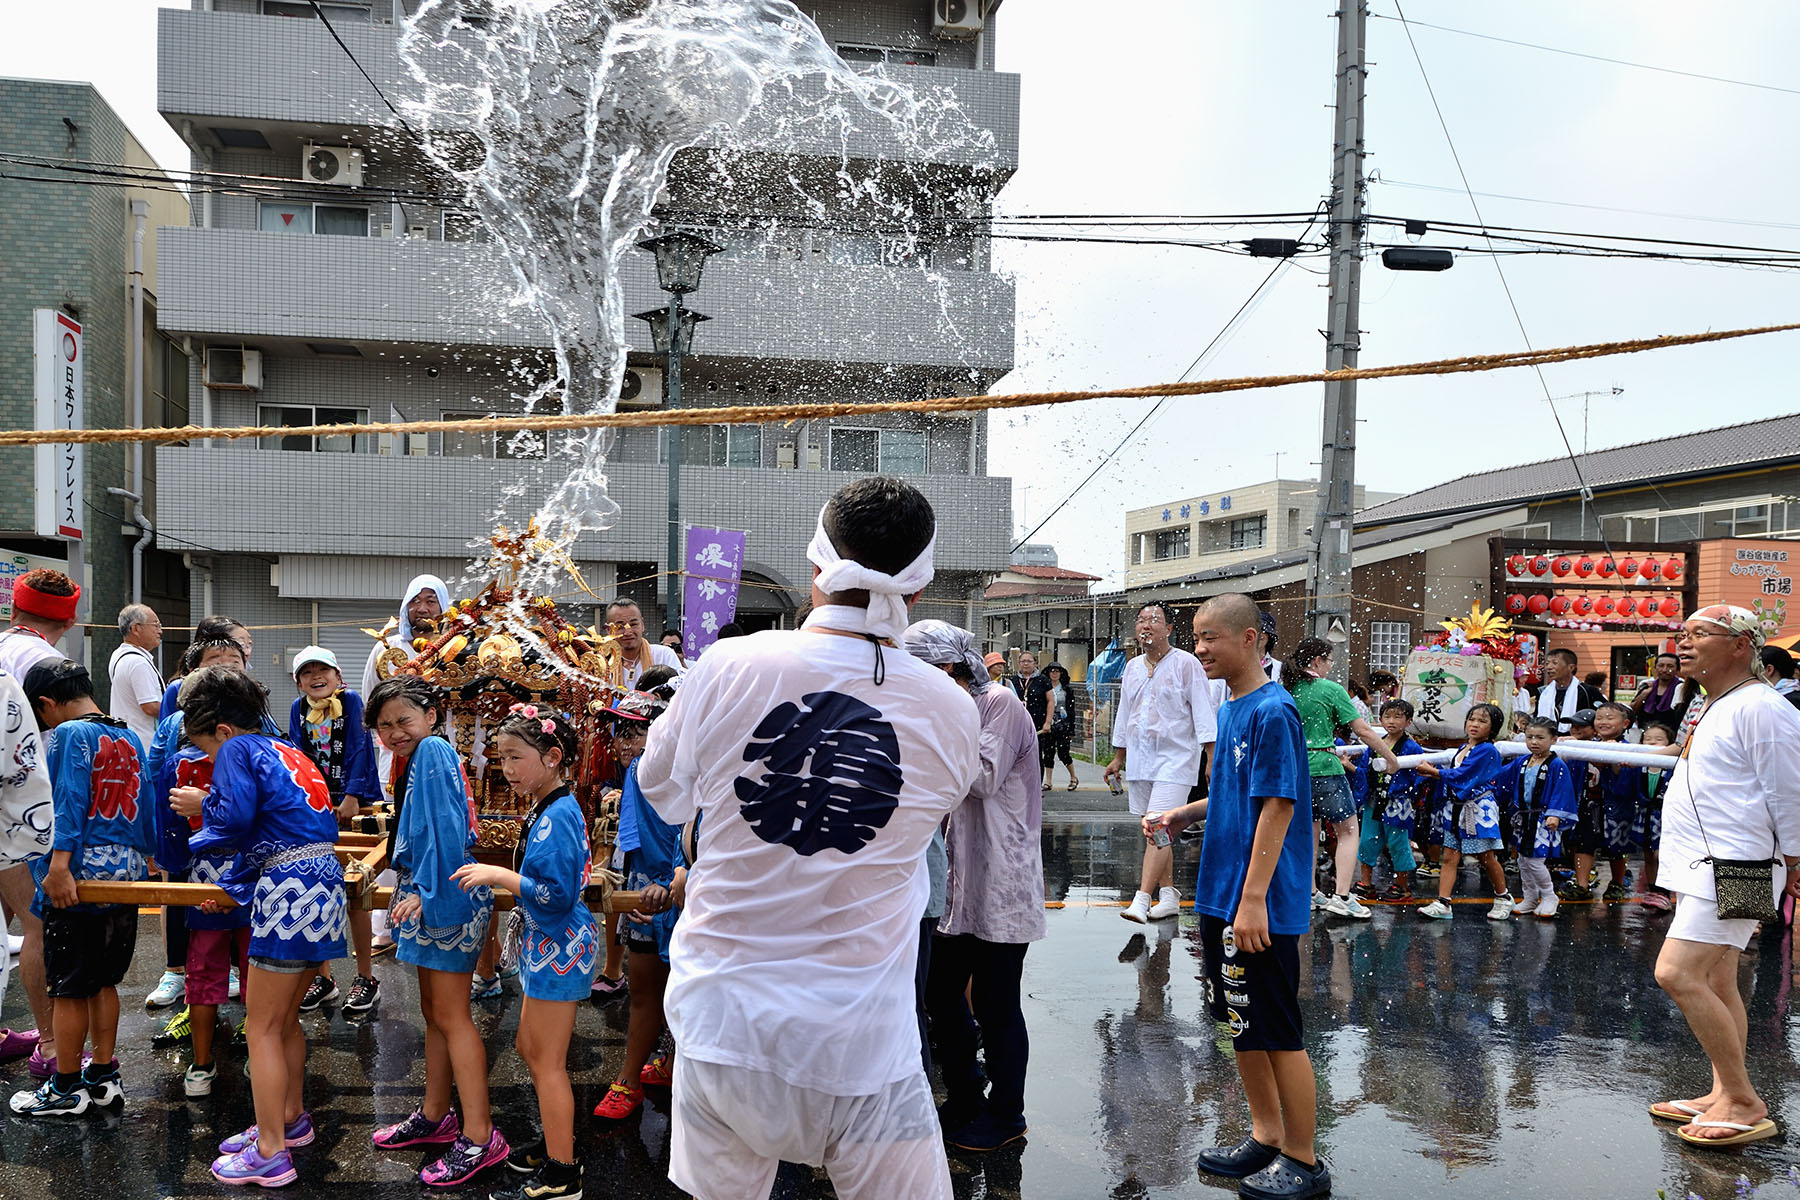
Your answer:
[1292,676,1361,777]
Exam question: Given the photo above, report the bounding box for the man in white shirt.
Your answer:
[107,603,164,745]
[603,598,683,689]
[1652,604,1800,1148]
[1536,647,1604,733]
[639,478,980,1200]
[0,569,78,683]
[1103,603,1224,923]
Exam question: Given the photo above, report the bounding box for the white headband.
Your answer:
[806,504,935,643]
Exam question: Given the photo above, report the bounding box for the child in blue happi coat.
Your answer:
[1634,722,1676,912]
[1414,703,1514,922]
[366,675,506,1188]
[8,659,156,1119]
[1348,699,1427,903]
[452,706,599,1200]
[178,666,347,1187]
[1500,717,1578,919]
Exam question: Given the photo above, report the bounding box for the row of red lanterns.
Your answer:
[1504,554,1684,582]
[1504,593,1684,619]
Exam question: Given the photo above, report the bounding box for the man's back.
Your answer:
[639,626,981,1095]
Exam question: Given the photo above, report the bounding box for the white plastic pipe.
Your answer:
[1344,739,1677,773]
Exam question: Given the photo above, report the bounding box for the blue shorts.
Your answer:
[1311,774,1356,823]
[520,917,600,1002]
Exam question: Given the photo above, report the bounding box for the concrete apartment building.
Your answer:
[153,0,1018,706]
[0,79,191,679]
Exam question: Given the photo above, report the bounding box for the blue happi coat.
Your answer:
[1344,734,1427,833]
[32,716,157,916]
[190,733,346,961]
[390,735,492,968]
[1500,753,1579,858]
[515,785,599,994]
[1434,741,1508,844]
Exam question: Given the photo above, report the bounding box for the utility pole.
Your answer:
[1304,0,1368,680]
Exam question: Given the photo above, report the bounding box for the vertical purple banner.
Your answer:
[681,526,747,659]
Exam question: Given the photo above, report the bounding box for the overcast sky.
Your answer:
[7,2,1800,587]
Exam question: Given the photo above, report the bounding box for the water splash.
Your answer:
[397,0,997,611]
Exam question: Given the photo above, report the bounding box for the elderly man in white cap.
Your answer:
[1650,604,1800,1148]
[903,619,1045,1153]
[637,477,981,1200]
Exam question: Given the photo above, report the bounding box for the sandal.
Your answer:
[1066,781,1078,791]
[1675,1118,1778,1147]
[1649,1099,1706,1123]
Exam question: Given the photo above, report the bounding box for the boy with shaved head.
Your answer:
[1147,593,1327,1200]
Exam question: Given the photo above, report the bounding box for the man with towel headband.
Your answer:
[639,477,981,1200]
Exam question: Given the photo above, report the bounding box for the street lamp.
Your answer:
[634,230,721,636]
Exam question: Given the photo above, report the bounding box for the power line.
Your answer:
[1370,11,1800,98]
[1371,176,1800,235]
[306,0,426,145]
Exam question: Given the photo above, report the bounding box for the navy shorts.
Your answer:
[44,905,138,999]
[1199,914,1304,1053]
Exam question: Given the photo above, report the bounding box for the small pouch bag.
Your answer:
[1707,856,1781,923]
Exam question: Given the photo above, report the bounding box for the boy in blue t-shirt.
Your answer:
[9,659,157,1118]
[1148,595,1327,1200]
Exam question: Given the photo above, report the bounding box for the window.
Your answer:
[442,414,550,460]
[837,44,938,68]
[1152,528,1189,561]
[258,202,370,237]
[660,424,761,468]
[1734,504,1771,535]
[258,405,369,453]
[1369,621,1412,674]
[1501,522,1550,541]
[259,202,312,235]
[829,428,878,473]
[880,429,926,475]
[315,205,370,237]
[1229,515,1266,551]
[262,1,372,19]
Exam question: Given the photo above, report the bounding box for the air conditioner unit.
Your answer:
[776,444,797,469]
[204,347,264,391]
[301,143,365,187]
[931,0,984,38]
[405,223,430,239]
[379,222,394,239]
[616,366,665,410]
[806,445,822,470]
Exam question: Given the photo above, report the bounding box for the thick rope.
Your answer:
[2,321,1794,447]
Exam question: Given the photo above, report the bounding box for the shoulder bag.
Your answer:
[1684,680,1782,922]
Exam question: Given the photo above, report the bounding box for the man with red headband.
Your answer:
[0,570,79,683]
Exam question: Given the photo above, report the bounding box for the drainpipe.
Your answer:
[126,199,154,605]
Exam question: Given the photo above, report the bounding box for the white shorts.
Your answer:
[1668,892,1760,951]
[1127,779,1191,819]
[669,1057,950,1200]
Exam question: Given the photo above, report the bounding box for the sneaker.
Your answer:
[1417,862,1441,880]
[639,1050,673,1087]
[944,1113,1029,1152]
[221,1113,315,1155]
[374,1108,461,1150]
[9,1077,89,1117]
[210,1145,299,1188]
[491,1159,583,1200]
[6,933,21,957]
[299,975,339,1013]
[592,1081,643,1122]
[470,974,502,1001]
[588,973,625,1003]
[343,974,381,1015]
[1512,897,1537,916]
[1310,888,1330,911]
[1419,899,1453,920]
[231,1018,248,1046]
[1120,892,1151,924]
[0,1028,40,1059]
[1148,887,1181,920]
[1557,881,1594,902]
[505,1137,546,1175]
[228,967,241,1001]
[497,958,521,981]
[81,1061,123,1106]
[185,1062,218,1097]
[1534,896,1561,919]
[421,1130,509,1188]
[1487,894,1514,921]
[1602,882,1630,903]
[1240,1152,1331,1200]
[146,970,186,1010]
[1349,882,1379,901]
[153,1005,195,1046]
[1378,882,1413,904]
[1642,890,1674,913]
[1322,894,1372,920]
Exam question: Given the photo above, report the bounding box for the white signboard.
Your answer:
[0,550,69,623]
[33,309,84,541]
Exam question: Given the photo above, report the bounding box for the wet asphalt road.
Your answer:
[3,805,1800,1200]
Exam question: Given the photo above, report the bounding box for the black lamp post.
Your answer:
[634,230,720,635]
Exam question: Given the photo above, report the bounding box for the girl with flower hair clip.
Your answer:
[452,704,596,1200]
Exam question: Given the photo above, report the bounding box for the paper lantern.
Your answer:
[1663,557,1685,581]
[1552,556,1574,578]
[1527,594,1551,615]
[1574,556,1597,578]
[1572,596,1595,616]
[1505,593,1528,615]
[1659,597,1682,618]
[1641,558,1662,580]
[1617,596,1638,617]
[1597,558,1618,579]
[1506,555,1528,577]
[1621,557,1641,579]
[1549,596,1571,615]
[1528,556,1552,577]
[1595,597,1617,616]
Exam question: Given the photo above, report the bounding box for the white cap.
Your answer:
[292,645,340,677]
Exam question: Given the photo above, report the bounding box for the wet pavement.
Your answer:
[4,803,1800,1199]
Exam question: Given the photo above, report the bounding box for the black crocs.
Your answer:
[1240,1153,1332,1200]
[1195,1136,1280,1179]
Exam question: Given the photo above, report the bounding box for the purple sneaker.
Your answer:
[219,1112,315,1155]
[0,1028,39,1060]
[373,1108,460,1150]
[211,1145,299,1188]
[27,1045,90,1080]
[420,1129,509,1188]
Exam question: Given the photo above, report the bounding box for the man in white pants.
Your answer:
[1104,603,1223,923]
[1651,604,1800,1148]
[639,477,980,1200]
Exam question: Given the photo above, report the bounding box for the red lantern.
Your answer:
[1505,593,1528,615]
[1597,558,1618,579]
[1573,596,1595,616]
[1528,556,1552,577]
[1663,557,1685,581]
[1595,597,1617,616]
[1574,556,1597,578]
[1640,558,1662,580]
[1619,557,1640,579]
[1551,556,1574,577]
[1617,596,1638,617]
[1549,596,1571,615]
[1506,554,1528,577]
[1527,594,1551,615]
[1659,596,1682,618]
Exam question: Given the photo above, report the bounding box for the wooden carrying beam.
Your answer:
[76,878,645,914]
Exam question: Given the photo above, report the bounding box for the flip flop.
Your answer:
[1675,1118,1779,1147]
[1649,1100,1706,1123]
[1067,781,1078,791]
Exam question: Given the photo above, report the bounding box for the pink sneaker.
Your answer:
[373,1108,460,1150]
[0,1029,39,1060]
[419,1129,508,1187]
